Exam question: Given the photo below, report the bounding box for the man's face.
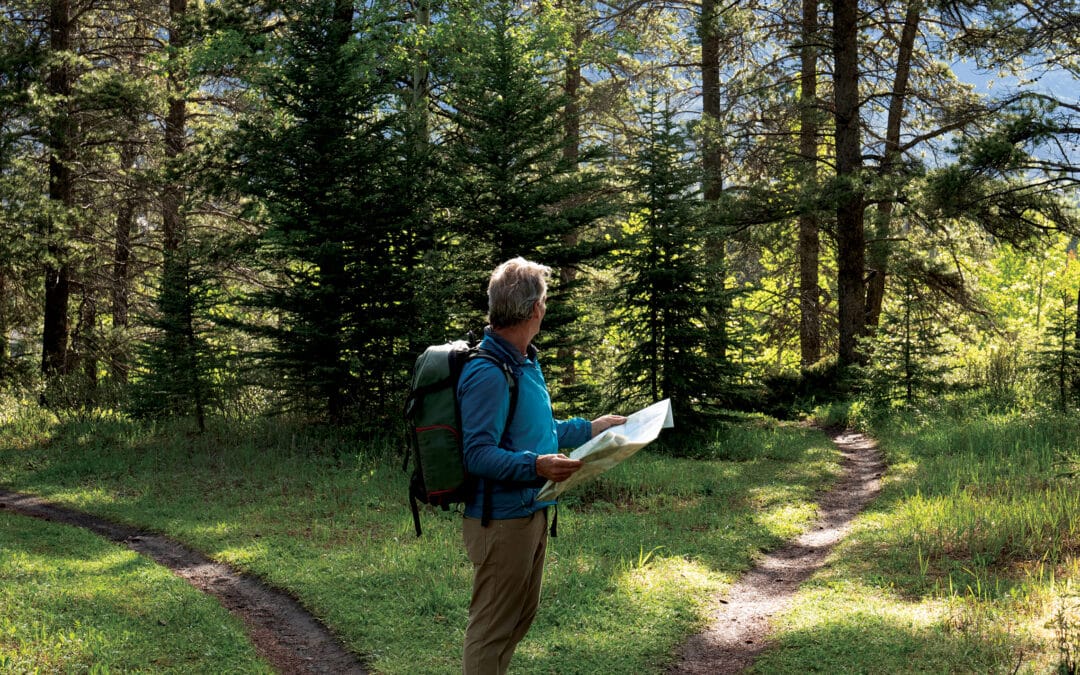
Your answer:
[526,292,547,338]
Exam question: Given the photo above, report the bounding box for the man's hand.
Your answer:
[591,414,627,438]
[536,454,583,482]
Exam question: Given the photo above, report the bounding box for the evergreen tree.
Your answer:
[226,0,411,422]
[1035,292,1080,412]
[0,7,46,386]
[442,0,611,376]
[611,97,735,430]
[133,255,219,428]
[863,274,951,405]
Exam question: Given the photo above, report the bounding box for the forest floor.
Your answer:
[2,428,881,674]
[669,429,885,674]
[0,488,367,675]
[0,428,878,674]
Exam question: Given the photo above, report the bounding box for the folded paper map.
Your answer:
[537,398,674,502]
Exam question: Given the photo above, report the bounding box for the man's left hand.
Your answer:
[591,414,627,437]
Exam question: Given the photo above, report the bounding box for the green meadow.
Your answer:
[1,394,1077,673]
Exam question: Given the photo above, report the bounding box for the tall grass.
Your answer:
[882,409,1080,570]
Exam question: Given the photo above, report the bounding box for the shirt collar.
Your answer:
[483,325,537,364]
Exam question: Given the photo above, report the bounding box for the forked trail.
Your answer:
[1,428,881,674]
[669,430,885,674]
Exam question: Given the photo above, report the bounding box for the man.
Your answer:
[458,257,625,674]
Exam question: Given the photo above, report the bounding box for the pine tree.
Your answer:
[863,275,951,405]
[1035,292,1080,412]
[226,0,411,422]
[611,96,735,431]
[442,1,611,360]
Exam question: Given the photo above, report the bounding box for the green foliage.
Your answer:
[132,251,220,430]
[861,275,952,405]
[224,0,416,423]
[925,101,1079,247]
[440,0,613,365]
[1034,291,1080,412]
[609,97,738,431]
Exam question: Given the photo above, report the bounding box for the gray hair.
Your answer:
[487,257,551,328]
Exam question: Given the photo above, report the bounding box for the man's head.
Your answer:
[487,257,550,329]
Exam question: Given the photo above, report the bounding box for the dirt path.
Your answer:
[668,430,885,674]
[0,489,367,675]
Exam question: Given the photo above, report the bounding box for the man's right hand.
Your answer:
[535,454,583,482]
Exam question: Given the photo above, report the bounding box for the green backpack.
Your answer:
[403,340,518,536]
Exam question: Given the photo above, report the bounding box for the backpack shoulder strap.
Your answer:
[471,348,520,528]
[472,349,519,428]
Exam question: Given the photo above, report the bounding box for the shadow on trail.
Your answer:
[668,430,886,674]
[0,489,367,675]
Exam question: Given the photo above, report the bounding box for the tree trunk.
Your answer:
[1059,295,1068,411]
[163,0,205,430]
[1075,286,1080,352]
[410,0,430,153]
[865,3,920,330]
[832,0,865,365]
[558,15,583,387]
[798,0,821,367]
[701,0,727,360]
[0,273,8,381]
[42,0,74,377]
[73,288,97,392]
[111,143,137,384]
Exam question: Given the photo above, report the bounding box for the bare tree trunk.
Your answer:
[798,0,821,367]
[42,0,74,378]
[832,0,865,365]
[701,0,727,360]
[558,14,583,387]
[865,3,920,330]
[111,143,137,384]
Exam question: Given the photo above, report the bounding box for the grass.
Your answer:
[750,398,1080,674]
[0,397,839,674]
[0,508,269,673]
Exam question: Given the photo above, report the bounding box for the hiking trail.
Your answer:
[668,429,885,674]
[0,489,367,675]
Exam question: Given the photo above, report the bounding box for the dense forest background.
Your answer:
[1,0,1078,432]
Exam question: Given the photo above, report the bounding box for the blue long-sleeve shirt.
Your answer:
[457,327,592,520]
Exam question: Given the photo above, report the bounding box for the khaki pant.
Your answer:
[462,510,547,675]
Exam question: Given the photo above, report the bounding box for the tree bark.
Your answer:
[798,0,821,367]
[865,3,920,330]
[111,143,137,384]
[701,0,728,360]
[558,13,583,387]
[42,0,74,377]
[162,0,187,259]
[832,0,865,365]
[162,0,205,430]
[0,273,8,381]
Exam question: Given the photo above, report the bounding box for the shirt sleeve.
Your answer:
[458,360,539,482]
[555,417,592,449]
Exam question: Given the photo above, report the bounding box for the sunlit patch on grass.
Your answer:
[0,511,268,673]
[0,404,840,673]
